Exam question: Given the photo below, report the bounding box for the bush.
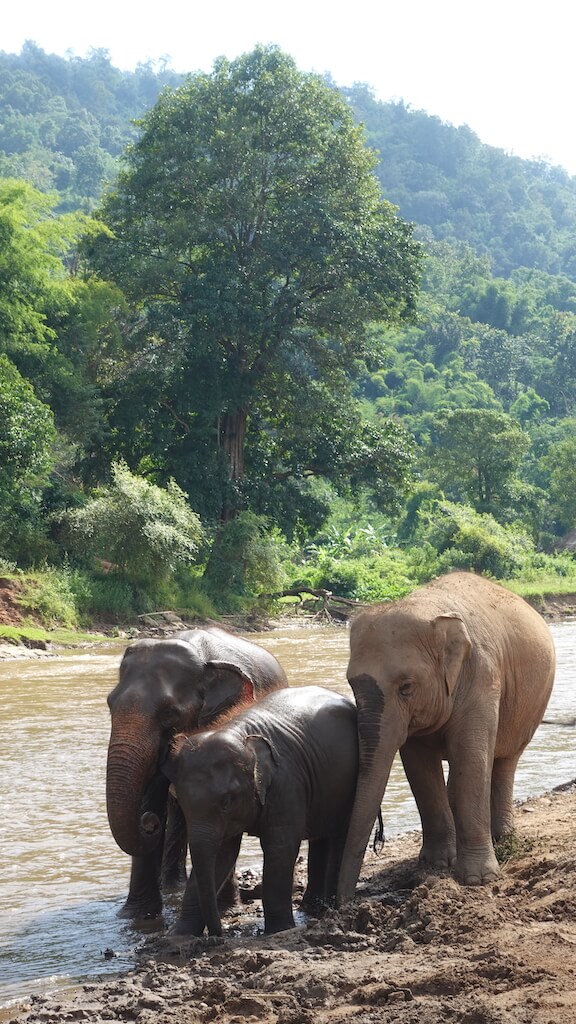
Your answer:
[63,461,205,585]
[291,544,440,603]
[203,512,290,609]
[23,568,81,629]
[422,501,533,578]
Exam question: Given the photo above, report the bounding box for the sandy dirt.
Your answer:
[4,780,576,1024]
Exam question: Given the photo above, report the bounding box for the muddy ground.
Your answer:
[4,780,576,1024]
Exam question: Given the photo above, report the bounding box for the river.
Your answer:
[0,620,574,1008]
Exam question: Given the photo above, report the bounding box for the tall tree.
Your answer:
[88,45,422,520]
[428,409,531,512]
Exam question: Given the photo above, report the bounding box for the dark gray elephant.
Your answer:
[106,626,288,919]
[162,685,358,936]
[336,572,556,906]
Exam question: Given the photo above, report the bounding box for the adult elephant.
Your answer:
[106,626,288,919]
[162,686,359,936]
[337,572,555,905]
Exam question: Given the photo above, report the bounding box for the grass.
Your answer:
[494,831,536,865]
[0,623,112,646]
[505,576,576,600]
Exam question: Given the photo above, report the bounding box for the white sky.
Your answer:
[4,0,576,175]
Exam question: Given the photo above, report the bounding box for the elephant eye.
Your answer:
[159,704,180,728]
[399,680,414,697]
[221,793,233,812]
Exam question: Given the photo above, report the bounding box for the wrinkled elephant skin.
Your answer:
[337,572,556,905]
[106,626,288,920]
[164,686,358,936]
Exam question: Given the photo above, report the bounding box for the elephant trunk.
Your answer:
[106,709,164,857]
[188,832,224,937]
[337,675,407,906]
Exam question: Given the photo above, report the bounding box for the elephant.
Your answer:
[106,626,288,919]
[161,685,359,936]
[336,571,556,905]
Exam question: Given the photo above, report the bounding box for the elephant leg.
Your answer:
[301,838,330,914]
[401,737,456,867]
[491,754,520,841]
[119,848,164,919]
[261,829,300,934]
[161,794,188,889]
[446,715,500,885]
[172,835,242,936]
[172,869,204,936]
[215,836,242,913]
[217,870,240,913]
[118,775,169,919]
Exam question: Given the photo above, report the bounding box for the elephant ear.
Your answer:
[199,663,256,726]
[244,735,277,805]
[432,614,472,697]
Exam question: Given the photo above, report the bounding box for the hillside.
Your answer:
[3,44,576,277]
[346,84,576,279]
[0,43,183,208]
[1,43,576,604]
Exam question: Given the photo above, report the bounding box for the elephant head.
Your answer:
[105,628,283,860]
[162,730,276,935]
[337,606,471,905]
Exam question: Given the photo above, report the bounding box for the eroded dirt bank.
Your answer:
[5,781,576,1024]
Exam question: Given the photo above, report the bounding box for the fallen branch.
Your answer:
[258,587,367,622]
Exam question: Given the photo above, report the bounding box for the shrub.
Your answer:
[203,512,290,608]
[422,501,533,578]
[63,461,205,585]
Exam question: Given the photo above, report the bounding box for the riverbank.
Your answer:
[4,779,576,1024]
[0,589,575,660]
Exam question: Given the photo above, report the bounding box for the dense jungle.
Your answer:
[1,41,576,634]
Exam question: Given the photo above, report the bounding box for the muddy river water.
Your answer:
[0,620,574,1008]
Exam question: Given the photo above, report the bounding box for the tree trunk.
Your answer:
[220,408,247,521]
[221,408,247,481]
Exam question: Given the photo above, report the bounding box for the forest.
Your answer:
[1,41,575,627]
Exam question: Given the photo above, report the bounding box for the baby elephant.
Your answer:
[163,685,358,936]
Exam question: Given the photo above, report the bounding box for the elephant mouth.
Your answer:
[140,811,163,840]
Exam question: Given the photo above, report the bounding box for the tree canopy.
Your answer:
[88,45,422,521]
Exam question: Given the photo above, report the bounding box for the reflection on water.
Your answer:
[0,620,574,1007]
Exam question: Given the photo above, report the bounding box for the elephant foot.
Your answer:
[300,890,333,917]
[263,910,295,934]
[117,896,163,920]
[161,866,188,890]
[217,872,240,913]
[418,840,456,868]
[456,847,500,886]
[170,917,206,937]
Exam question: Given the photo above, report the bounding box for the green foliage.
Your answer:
[292,549,429,602]
[539,436,576,532]
[21,567,81,629]
[346,85,576,280]
[0,353,56,481]
[88,45,422,521]
[203,512,290,608]
[67,569,137,621]
[0,355,58,565]
[3,48,576,592]
[494,832,536,864]
[63,461,204,585]
[427,409,531,513]
[420,501,533,578]
[0,44,183,207]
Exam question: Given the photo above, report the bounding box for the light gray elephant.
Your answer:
[337,572,555,905]
[106,626,288,919]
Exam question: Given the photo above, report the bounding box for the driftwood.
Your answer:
[259,587,366,622]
